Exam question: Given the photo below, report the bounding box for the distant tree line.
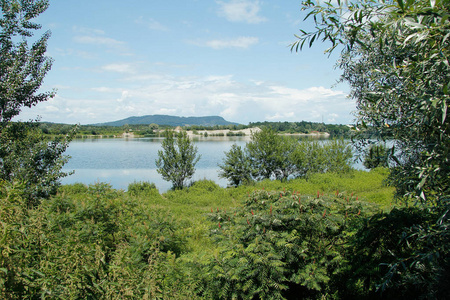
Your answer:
[37,121,352,138]
[249,121,351,136]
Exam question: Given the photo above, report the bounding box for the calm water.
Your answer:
[62,136,365,192]
[62,137,249,192]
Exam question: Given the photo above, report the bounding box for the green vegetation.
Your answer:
[156,130,201,190]
[363,143,389,170]
[0,169,398,299]
[249,121,351,136]
[294,0,450,296]
[0,0,73,206]
[1,0,448,298]
[37,120,352,139]
[219,128,353,186]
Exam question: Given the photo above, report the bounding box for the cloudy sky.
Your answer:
[17,0,355,125]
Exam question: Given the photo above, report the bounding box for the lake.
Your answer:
[61,136,365,192]
[62,136,250,192]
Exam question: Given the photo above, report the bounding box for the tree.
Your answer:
[246,127,298,181]
[218,144,253,187]
[0,1,74,205]
[293,0,449,206]
[0,0,54,126]
[293,0,450,296]
[156,130,201,190]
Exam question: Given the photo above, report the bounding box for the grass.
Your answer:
[118,168,395,252]
[56,169,395,265]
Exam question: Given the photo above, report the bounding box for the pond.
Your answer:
[61,136,365,192]
[61,136,250,192]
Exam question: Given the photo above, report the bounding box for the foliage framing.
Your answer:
[292,0,449,205]
[0,0,73,204]
[156,130,201,190]
[292,0,450,296]
[0,0,54,126]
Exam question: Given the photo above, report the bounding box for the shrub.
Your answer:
[363,144,389,170]
[127,181,158,196]
[198,188,378,299]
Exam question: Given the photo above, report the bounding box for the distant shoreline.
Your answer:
[73,128,332,140]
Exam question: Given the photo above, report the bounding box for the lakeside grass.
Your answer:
[80,167,394,253]
[1,167,397,298]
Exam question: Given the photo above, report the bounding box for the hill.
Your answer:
[92,115,239,127]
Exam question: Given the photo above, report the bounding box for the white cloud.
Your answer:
[72,27,130,54]
[135,16,169,31]
[192,36,259,49]
[73,35,126,49]
[18,72,354,125]
[73,26,105,35]
[217,0,267,24]
[101,63,136,74]
[117,91,129,103]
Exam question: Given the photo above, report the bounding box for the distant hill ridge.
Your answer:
[92,115,240,127]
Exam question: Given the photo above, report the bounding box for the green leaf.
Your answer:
[442,100,447,124]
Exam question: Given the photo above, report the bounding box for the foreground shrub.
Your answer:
[198,188,377,299]
[127,181,158,196]
[0,182,191,299]
[335,206,450,299]
[0,122,74,206]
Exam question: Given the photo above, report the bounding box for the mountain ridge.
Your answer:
[91,114,240,127]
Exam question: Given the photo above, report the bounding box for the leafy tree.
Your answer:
[0,0,74,205]
[0,0,54,126]
[246,127,298,181]
[218,144,254,187]
[220,128,353,186]
[293,0,450,296]
[293,0,449,206]
[156,130,201,190]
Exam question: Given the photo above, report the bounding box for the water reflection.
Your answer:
[61,137,365,193]
[62,137,247,192]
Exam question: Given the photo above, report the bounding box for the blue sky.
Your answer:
[17,0,355,125]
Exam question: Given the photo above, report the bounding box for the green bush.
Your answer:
[363,144,389,170]
[334,206,449,299]
[220,128,353,186]
[197,188,378,299]
[127,181,158,196]
[0,122,74,206]
[0,181,191,299]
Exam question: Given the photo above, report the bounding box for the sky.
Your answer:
[17,0,356,125]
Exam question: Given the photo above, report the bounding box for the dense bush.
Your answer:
[219,128,353,186]
[0,168,397,299]
[0,122,74,206]
[0,182,193,299]
[198,188,378,299]
[334,206,449,299]
[127,181,158,196]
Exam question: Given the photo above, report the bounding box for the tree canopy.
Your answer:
[293,0,449,205]
[0,0,73,204]
[293,0,449,295]
[0,0,54,126]
[156,130,201,190]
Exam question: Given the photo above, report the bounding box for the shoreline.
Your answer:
[73,127,332,139]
